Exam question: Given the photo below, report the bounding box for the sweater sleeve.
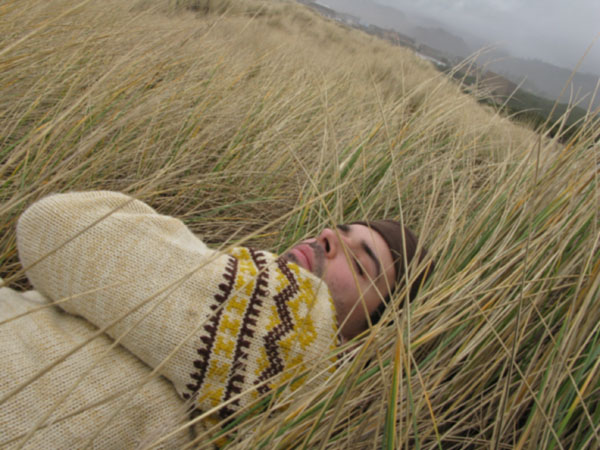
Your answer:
[16,191,339,418]
[16,191,225,392]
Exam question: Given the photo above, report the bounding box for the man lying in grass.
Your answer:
[1,191,432,448]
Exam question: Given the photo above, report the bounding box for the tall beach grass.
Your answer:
[1,0,599,447]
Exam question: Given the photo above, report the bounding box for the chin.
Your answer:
[280,251,298,265]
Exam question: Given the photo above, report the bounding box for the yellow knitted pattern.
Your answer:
[187,247,338,420]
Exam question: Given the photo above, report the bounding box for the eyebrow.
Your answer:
[361,241,381,279]
[337,224,381,279]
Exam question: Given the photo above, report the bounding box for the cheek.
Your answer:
[324,274,349,305]
[324,259,350,290]
[323,261,360,316]
[327,274,383,323]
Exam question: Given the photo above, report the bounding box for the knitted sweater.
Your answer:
[0,282,192,449]
[8,191,338,446]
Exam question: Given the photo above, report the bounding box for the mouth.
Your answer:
[289,243,313,272]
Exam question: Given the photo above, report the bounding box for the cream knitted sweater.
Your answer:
[4,191,338,447]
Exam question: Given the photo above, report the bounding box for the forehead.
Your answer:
[349,224,395,282]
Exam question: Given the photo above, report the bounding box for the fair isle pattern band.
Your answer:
[185,247,270,416]
[184,255,238,401]
[255,259,298,395]
[183,247,336,420]
[219,248,269,418]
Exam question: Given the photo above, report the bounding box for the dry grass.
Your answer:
[1,0,599,448]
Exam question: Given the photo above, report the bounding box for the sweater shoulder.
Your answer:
[17,191,155,229]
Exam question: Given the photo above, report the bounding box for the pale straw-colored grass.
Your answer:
[1,0,599,448]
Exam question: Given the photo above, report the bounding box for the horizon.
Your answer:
[372,0,600,76]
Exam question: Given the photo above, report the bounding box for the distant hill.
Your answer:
[454,67,589,140]
[472,52,600,111]
[314,0,413,32]
[411,26,472,59]
[309,0,600,113]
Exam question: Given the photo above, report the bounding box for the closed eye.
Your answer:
[354,258,364,277]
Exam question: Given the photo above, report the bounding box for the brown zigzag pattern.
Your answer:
[219,248,269,418]
[183,255,238,400]
[255,259,297,395]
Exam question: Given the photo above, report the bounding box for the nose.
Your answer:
[318,227,347,259]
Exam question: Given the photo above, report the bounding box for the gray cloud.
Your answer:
[375,0,600,74]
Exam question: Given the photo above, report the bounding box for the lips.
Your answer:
[291,243,313,272]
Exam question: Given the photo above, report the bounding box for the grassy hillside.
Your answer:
[1,0,599,448]
[452,68,592,142]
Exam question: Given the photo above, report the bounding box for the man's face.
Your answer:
[282,224,396,341]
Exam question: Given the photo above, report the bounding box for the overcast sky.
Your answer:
[375,0,600,75]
